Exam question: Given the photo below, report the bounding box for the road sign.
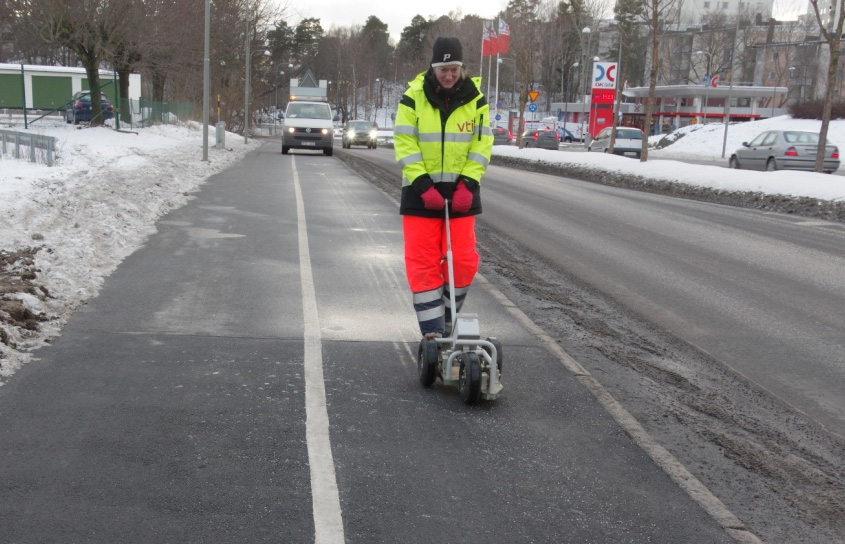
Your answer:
[495,114,501,120]
[497,101,502,109]
[528,103,538,112]
[528,91,540,102]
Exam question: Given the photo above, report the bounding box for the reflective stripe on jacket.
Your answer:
[394,70,493,217]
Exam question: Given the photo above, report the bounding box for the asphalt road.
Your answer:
[350,146,845,440]
[0,144,740,542]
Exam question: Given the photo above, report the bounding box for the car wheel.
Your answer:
[324,147,333,157]
[766,158,777,171]
[282,146,289,155]
[564,137,572,143]
[729,156,740,169]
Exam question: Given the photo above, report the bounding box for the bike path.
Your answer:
[0,142,738,543]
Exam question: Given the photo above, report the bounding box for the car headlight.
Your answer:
[321,128,329,135]
[347,130,356,139]
[287,127,295,133]
[369,130,377,139]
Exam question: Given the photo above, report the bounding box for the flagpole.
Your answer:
[494,53,500,124]
[479,23,484,79]
[487,55,492,98]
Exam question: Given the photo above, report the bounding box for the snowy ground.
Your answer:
[0,121,259,380]
[1,116,844,382]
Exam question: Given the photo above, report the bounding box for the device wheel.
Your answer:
[729,156,740,169]
[483,337,503,376]
[766,158,777,171]
[282,146,289,155]
[458,352,482,405]
[418,338,438,387]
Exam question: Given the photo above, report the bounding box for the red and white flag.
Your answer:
[482,20,498,56]
[497,18,510,54]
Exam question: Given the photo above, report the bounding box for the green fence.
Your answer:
[127,99,195,128]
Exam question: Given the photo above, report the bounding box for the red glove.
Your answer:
[451,180,473,213]
[421,186,445,210]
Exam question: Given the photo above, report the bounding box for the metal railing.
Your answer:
[0,128,57,166]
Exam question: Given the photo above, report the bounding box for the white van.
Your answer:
[282,101,334,156]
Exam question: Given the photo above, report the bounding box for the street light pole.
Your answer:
[244,21,251,144]
[695,50,711,124]
[202,0,210,160]
[563,62,578,138]
[721,6,742,159]
[580,27,591,143]
[587,56,599,144]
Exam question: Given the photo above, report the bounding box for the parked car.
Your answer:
[557,123,583,143]
[588,127,644,158]
[729,130,840,173]
[65,91,114,124]
[492,126,512,145]
[521,128,560,150]
[282,101,334,156]
[342,120,378,149]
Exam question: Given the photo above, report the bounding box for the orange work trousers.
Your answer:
[403,215,479,335]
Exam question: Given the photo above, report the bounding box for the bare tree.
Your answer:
[807,0,845,172]
[639,0,678,161]
[505,0,543,147]
[10,0,134,125]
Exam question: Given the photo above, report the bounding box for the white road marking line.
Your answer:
[292,156,346,543]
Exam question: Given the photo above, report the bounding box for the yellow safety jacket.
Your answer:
[394,70,493,217]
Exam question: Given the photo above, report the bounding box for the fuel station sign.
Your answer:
[589,62,617,137]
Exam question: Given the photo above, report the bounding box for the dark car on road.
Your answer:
[729,130,840,173]
[522,128,560,150]
[342,120,378,149]
[66,91,114,124]
[492,126,512,145]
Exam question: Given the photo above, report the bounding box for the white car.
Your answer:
[282,101,334,156]
[588,127,643,158]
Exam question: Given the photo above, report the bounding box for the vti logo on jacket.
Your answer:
[457,120,476,133]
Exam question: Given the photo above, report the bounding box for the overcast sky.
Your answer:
[288,0,807,45]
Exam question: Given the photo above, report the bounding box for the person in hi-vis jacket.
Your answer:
[394,37,494,337]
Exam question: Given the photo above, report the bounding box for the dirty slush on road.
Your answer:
[1,152,843,543]
[336,150,845,544]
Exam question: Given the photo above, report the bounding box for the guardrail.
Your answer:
[0,128,57,166]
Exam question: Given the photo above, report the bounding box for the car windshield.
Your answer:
[783,131,820,144]
[617,130,642,140]
[286,103,331,120]
[348,122,372,131]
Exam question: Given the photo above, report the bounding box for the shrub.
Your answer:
[787,99,845,120]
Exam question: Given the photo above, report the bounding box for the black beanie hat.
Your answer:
[431,37,463,67]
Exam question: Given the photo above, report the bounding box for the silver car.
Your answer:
[588,127,643,158]
[729,130,840,173]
